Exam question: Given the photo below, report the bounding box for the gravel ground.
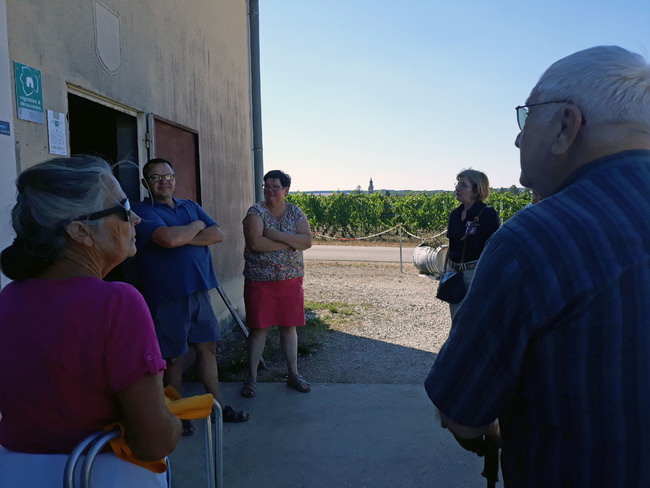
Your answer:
[222,260,452,385]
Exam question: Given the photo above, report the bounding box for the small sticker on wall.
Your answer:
[0,120,10,136]
[47,110,67,155]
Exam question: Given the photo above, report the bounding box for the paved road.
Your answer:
[304,244,416,263]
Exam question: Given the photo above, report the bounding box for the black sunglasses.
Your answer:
[76,198,132,222]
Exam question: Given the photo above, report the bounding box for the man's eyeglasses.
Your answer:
[515,101,569,131]
[145,174,175,183]
[76,198,132,222]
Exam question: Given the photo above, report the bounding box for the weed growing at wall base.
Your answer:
[214,300,356,381]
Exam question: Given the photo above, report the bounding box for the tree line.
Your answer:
[286,187,532,239]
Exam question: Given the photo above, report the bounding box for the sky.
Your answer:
[257,0,650,192]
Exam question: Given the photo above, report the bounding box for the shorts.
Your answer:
[150,290,221,359]
[244,277,306,329]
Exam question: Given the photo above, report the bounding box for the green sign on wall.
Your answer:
[14,61,44,124]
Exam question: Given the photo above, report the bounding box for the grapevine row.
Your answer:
[286,189,532,239]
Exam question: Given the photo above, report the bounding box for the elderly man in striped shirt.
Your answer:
[426,45,650,487]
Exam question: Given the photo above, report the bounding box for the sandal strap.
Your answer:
[288,374,310,390]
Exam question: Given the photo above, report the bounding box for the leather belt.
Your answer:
[449,260,478,271]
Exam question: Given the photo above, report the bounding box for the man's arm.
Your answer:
[150,220,206,248]
[439,410,495,438]
[187,224,223,246]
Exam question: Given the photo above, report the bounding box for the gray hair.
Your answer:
[1,155,114,280]
[530,46,650,126]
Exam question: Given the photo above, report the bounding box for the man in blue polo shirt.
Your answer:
[134,158,248,430]
[425,46,650,486]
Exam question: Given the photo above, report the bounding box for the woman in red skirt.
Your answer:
[240,170,313,397]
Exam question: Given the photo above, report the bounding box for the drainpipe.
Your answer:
[248,0,264,203]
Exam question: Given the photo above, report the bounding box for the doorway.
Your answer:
[67,93,139,283]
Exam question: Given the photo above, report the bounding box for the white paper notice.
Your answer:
[47,110,67,155]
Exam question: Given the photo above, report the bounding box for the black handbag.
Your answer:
[436,270,465,304]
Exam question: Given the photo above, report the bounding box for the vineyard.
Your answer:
[286,188,531,241]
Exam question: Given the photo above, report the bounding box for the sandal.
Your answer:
[222,405,249,423]
[240,379,257,398]
[287,374,311,393]
[181,419,195,437]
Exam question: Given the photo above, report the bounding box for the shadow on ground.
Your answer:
[214,328,438,386]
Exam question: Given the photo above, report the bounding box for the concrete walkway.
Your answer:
[169,381,488,488]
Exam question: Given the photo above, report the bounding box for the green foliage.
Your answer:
[486,187,532,223]
[287,189,531,238]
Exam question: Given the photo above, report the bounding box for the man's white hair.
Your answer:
[530,45,650,126]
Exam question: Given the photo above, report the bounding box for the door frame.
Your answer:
[67,83,148,175]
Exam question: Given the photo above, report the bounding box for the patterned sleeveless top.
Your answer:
[243,202,307,281]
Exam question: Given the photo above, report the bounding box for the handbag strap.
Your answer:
[459,206,486,267]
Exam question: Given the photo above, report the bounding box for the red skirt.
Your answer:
[244,277,306,329]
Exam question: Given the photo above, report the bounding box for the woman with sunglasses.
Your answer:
[444,169,500,319]
[0,156,180,485]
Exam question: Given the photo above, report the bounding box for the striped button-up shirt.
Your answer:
[426,150,650,487]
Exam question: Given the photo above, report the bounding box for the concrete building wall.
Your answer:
[3,0,255,329]
[0,0,18,288]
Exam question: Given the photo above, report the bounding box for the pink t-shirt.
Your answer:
[0,277,166,453]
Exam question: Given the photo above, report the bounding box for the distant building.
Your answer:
[368,177,374,194]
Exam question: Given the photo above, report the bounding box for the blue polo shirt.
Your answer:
[133,197,219,306]
[426,150,650,487]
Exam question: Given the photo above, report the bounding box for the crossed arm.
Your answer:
[243,214,312,252]
[151,220,223,248]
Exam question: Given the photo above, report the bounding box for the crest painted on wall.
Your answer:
[94,1,121,74]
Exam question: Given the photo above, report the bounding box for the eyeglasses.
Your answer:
[455,183,472,190]
[145,174,175,183]
[263,184,284,192]
[76,198,132,222]
[515,101,569,131]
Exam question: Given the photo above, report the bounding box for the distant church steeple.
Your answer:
[368,177,374,194]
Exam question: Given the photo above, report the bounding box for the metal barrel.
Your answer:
[412,244,448,277]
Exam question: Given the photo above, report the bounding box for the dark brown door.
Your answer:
[151,116,201,203]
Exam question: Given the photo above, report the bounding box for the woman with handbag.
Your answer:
[441,169,500,319]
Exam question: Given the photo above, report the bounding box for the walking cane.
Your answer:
[481,437,499,488]
[214,283,267,370]
[453,433,500,487]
